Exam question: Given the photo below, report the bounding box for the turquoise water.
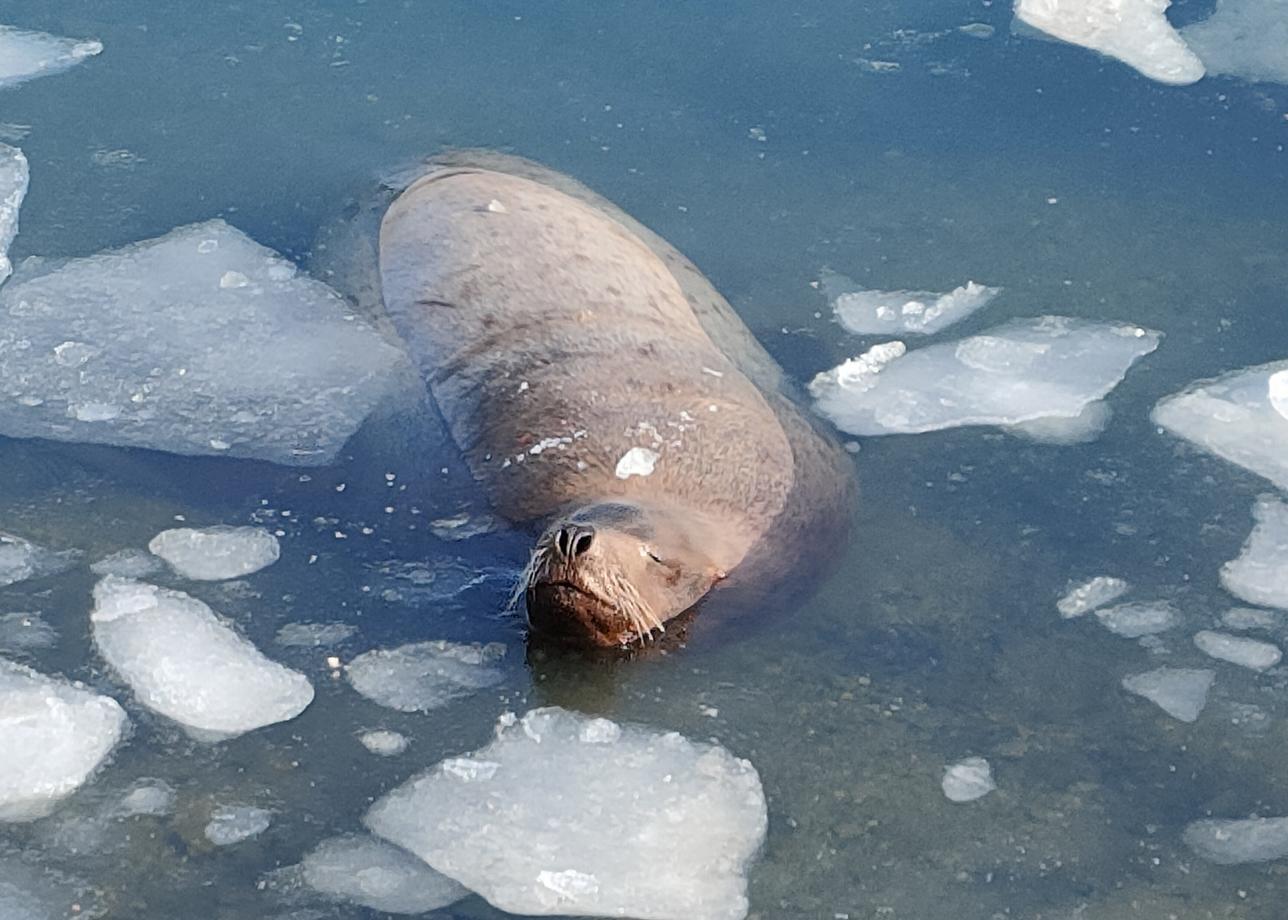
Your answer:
[2,1,1288,918]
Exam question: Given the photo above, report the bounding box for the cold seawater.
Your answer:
[1,0,1288,918]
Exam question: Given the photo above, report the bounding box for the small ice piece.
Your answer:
[204,805,272,846]
[1271,370,1288,420]
[90,547,162,578]
[0,26,102,90]
[0,220,407,466]
[1152,360,1288,492]
[615,446,659,479]
[1185,817,1288,864]
[811,317,1159,436]
[0,143,27,285]
[1181,0,1288,85]
[1121,667,1214,722]
[114,779,175,818]
[358,730,409,756]
[0,612,56,652]
[275,622,358,647]
[1014,0,1205,85]
[1193,630,1282,671]
[827,276,1001,335]
[942,757,996,802]
[1222,607,1282,631]
[0,658,127,821]
[365,707,767,920]
[300,834,468,914]
[0,532,79,587]
[1095,601,1178,637]
[1221,496,1288,610]
[148,526,280,580]
[346,640,506,713]
[808,341,906,399]
[1004,400,1112,444]
[1057,575,1129,618]
[90,576,313,740]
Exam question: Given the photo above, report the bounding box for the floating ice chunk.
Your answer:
[942,757,996,802]
[1181,0,1288,85]
[148,526,280,581]
[827,275,1000,335]
[1096,600,1178,637]
[428,511,501,541]
[276,622,358,647]
[0,532,79,587]
[0,26,102,90]
[615,446,659,479]
[114,779,175,818]
[1222,607,1282,631]
[300,835,467,914]
[0,143,26,285]
[1005,400,1112,444]
[1221,496,1288,610]
[1271,370,1288,420]
[0,220,406,465]
[1193,630,1281,671]
[1057,575,1129,618]
[0,612,55,652]
[0,658,127,821]
[365,707,767,920]
[1121,667,1214,722]
[1014,0,1205,84]
[346,640,506,713]
[90,576,313,740]
[811,317,1159,436]
[1185,816,1288,864]
[90,548,162,579]
[205,805,272,846]
[358,729,409,756]
[1152,360,1288,491]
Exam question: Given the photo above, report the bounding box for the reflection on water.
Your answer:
[1,0,1288,917]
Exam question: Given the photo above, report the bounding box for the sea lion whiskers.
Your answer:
[508,543,551,616]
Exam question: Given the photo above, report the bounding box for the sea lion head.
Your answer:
[518,501,728,647]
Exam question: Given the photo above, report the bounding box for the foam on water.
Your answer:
[0,658,127,821]
[1095,601,1178,637]
[0,143,27,285]
[1014,0,1205,85]
[148,526,280,581]
[0,220,407,465]
[299,835,468,914]
[1185,817,1288,864]
[346,640,506,713]
[1057,575,1130,618]
[1221,496,1288,611]
[942,757,996,802]
[0,532,79,587]
[1121,667,1214,722]
[364,707,767,920]
[205,805,273,846]
[825,273,1001,335]
[0,25,102,90]
[1193,630,1282,671]
[810,316,1159,436]
[90,576,313,740]
[1181,0,1288,85]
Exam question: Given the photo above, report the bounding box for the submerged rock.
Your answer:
[148,526,280,581]
[1181,0,1288,85]
[823,272,1000,335]
[299,834,467,913]
[1221,495,1288,611]
[0,25,102,90]
[346,640,506,713]
[1057,576,1129,619]
[365,707,767,920]
[942,757,996,802]
[0,143,26,285]
[1185,816,1288,864]
[1121,667,1214,722]
[1193,630,1282,671]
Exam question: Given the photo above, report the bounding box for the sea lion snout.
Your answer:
[552,524,595,561]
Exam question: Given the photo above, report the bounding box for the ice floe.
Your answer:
[205,805,272,846]
[90,548,162,579]
[1095,600,1178,637]
[114,779,175,818]
[1057,575,1129,618]
[276,622,358,647]
[346,640,506,713]
[0,658,127,821]
[365,707,767,920]
[1181,0,1288,85]
[1014,0,1205,85]
[823,273,1000,335]
[1222,607,1282,631]
[0,220,406,466]
[1152,360,1288,491]
[942,757,996,802]
[91,576,313,740]
[299,835,467,913]
[0,532,79,587]
[1193,630,1282,671]
[0,25,102,90]
[1121,667,1214,722]
[358,729,409,756]
[1185,816,1288,864]
[810,317,1159,436]
[0,143,26,285]
[148,526,280,581]
[1220,496,1288,610]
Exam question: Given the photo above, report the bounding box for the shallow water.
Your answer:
[2,0,1288,918]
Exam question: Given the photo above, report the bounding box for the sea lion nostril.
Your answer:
[553,526,594,559]
[572,530,594,557]
[554,528,571,558]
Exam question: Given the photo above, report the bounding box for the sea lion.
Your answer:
[377,152,854,647]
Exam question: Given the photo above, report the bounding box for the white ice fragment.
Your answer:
[114,780,175,818]
[0,532,79,587]
[1181,0,1288,85]
[52,341,98,367]
[1004,400,1112,444]
[148,526,280,580]
[204,805,272,846]
[1221,496,1288,610]
[1193,630,1281,671]
[0,143,27,285]
[809,341,906,400]
[615,446,660,479]
[1096,600,1178,637]
[1270,370,1288,420]
[346,640,506,713]
[942,757,996,802]
[358,730,409,756]
[1222,607,1282,631]
[812,317,1159,436]
[275,621,357,647]
[1121,667,1214,722]
[1014,0,1205,85]
[0,658,127,821]
[90,548,162,579]
[1185,816,1288,864]
[440,757,501,782]
[1057,575,1129,618]
[90,576,313,740]
[828,276,1000,335]
[0,26,102,90]
[300,834,468,913]
[1152,360,1288,491]
[365,707,766,920]
[0,220,407,465]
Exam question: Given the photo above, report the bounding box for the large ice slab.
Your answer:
[1181,0,1288,85]
[0,143,26,285]
[91,576,313,740]
[1185,817,1288,864]
[0,220,407,466]
[1121,667,1214,722]
[823,271,1000,335]
[0,25,102,90]
[1014,0,1205,85]
[300,835,468,914]
[0,658,127,821]
[1221,496,1288,610]
[1152,360,1288,491]
[810,317,1159,436]
[346,640,506,713]
[148,526,280,581]
[365,708,767,920]
[1193,629,1282,671]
